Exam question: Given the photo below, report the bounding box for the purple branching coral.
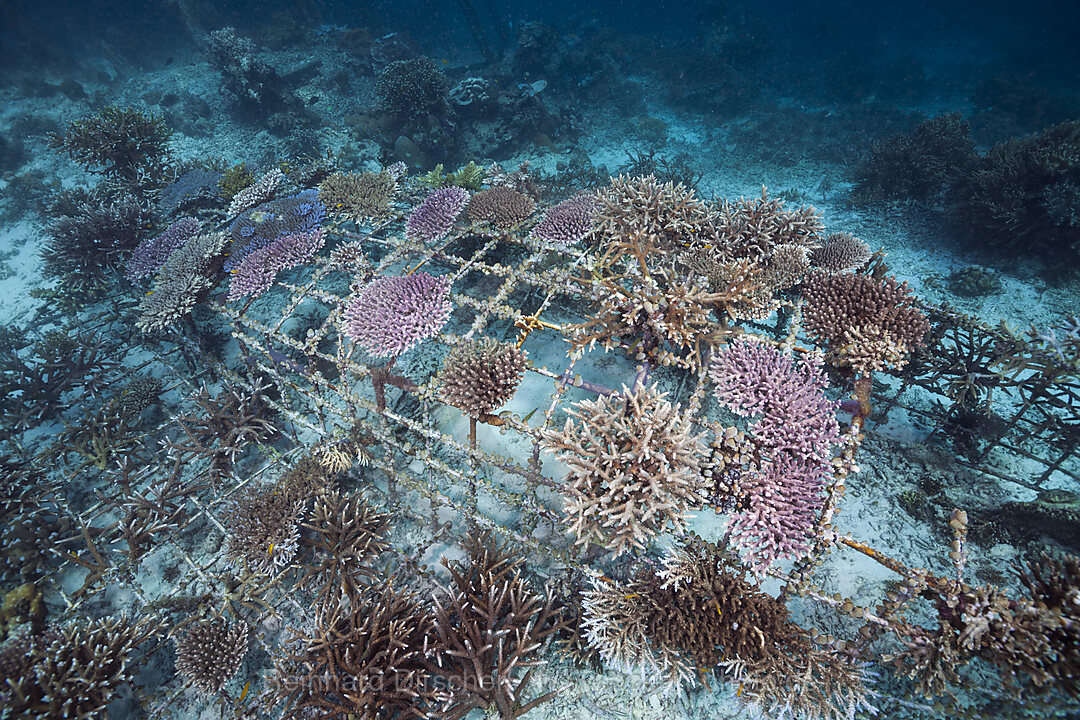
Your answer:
[226,228,326,301]
[708,338,841,571]
[125,217,201,281]
[342,272,453,357]
[405,186,470,243]
[530,193,597,247]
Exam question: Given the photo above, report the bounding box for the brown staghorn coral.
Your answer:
[593,173,715,250]
[318,170,398,221]
[438,338,527,418]
[271,581,442,719]
[426,532,565,720]
[299,490,390,608]
[225,454,337,575]
[164,378,278,479]
[1,614,160,719]
[802,268,930,373]
[173,617,249,693]
[466,186,536,228]
[568,263,753,371]
[540,384,704,556]
[581,537,875,717]
[713,186,824,262]
[225,482,307,574]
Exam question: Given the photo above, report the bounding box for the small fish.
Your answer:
[521,407,538,423]
[145,290,155,296]
[441,58,449,64]
[268,542,274,555]
[737,682,744,697]
[715,600,722,618]
[239,680,250,702]
[623,594,639,599]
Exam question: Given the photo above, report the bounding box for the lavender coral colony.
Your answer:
[342,271,453,357]
[7,16,1080,720]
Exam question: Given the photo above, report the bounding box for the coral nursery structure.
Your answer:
[2,39,1080,720]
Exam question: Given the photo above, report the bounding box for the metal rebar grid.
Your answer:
[21,208,1078,718]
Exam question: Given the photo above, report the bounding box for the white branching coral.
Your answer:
[540,384,704,556]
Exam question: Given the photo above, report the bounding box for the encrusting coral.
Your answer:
[540,383,705,556]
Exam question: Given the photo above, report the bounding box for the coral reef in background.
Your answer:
[950,119,1080,273]
[205,28,304,119]
[375,57,450,118]
[342,272,453,357]
[47,105,172,189]
[852,113,977,203]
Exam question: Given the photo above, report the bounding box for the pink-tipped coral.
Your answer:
[529,193,597,247]
[226,228,326,301]
[125,217,201,281]
[708,337,841,570]
[727,454,830,571]
[405,186,470,243]
[342,272,453,357]
[708,337,840,465]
